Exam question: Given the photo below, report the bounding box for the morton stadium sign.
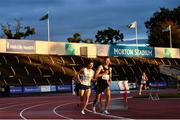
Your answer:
[109,45,155,58]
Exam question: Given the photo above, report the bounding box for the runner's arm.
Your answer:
[76,68,84,83]
[95,65,106,79]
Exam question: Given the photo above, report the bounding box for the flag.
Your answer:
[40,13,48,21]
[162,25,171,32]
[128,21,136,29]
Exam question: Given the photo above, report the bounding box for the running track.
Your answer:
[0,90,180,119]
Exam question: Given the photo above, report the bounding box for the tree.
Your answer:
[82,38,94,43]
[67,32,82,43]
[145,5,180,48]
[1,19,35,39]
[95,27,124,44]
[67,33,94,43]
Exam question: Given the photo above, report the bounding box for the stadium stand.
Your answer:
[0,53,179,89]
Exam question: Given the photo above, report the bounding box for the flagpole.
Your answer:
[47,11,50,41]
[135,21,138,47]
[169,25,172,48]
[128,21,138,48]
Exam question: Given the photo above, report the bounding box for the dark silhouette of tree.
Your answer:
[95,27,124,44]
[1,19,35,39]
[82,38,94,43]
[145,5,180,48]
[67,32,82,43]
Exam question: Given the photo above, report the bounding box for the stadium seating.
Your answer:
[0,53,179,87]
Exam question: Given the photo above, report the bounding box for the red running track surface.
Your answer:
[0,89,180,119]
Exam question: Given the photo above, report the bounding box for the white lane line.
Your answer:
[53,97,133,120]
[53,102,76,120]
[19,101,52,120]
[86,97,133,120]
[86,108,128,119]
[19,96,133,119]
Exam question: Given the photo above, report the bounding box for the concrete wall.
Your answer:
[0,39,180,59]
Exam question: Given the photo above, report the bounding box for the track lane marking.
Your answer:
[19,100,68,119]
[20,101,52,120]
[53,102,76,119]
[53,97,133,119]
[86,97,133,120]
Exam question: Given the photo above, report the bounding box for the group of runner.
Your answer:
[74,57,112,115]
[73,57,151,115]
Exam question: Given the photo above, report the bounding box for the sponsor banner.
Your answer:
[109,45,155,58]
[65,43,97,57]
[128,82,137,89]
[6,39,35,53]
[57,85,72,92]
[155,47,180,58]
[10,86,23,94]
[110,81,120,91]
[149,82,167,88]
[65,43,76,55]
[50,85,57,92]
[110,81,137,91]
[23,86,41,93]
[40,85,51,92]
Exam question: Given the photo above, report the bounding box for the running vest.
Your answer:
[81,68,94,86]
[97,65,112,86]
[141,74,147,84]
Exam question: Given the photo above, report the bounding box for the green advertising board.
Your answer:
[164,48,172,58]
[65,43,75,55]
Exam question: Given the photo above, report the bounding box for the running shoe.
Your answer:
[103,110,110,115]
[81,110,85,115]
[92,106,96,113]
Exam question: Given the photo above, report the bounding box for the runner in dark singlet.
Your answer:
[92,57,112,115]
[96,65,111,93]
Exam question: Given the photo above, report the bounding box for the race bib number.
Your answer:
[102,74,109,80]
